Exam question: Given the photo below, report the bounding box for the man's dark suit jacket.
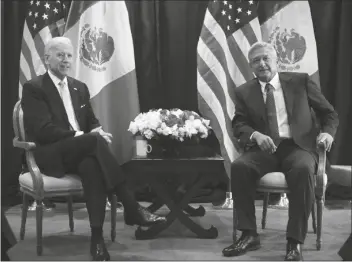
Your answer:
[232,72,339,154]
[21,72,101,176]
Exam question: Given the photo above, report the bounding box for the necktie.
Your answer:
[265,83,281,146]
[58,81,80,131]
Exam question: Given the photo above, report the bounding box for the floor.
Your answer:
[5,200,351,261]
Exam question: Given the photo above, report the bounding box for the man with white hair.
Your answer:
[222,42,338,260]
[21,37,166,261]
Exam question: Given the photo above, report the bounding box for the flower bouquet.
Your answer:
[128,108,214,157]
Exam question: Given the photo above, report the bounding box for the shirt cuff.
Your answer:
[74,131,84,137]
[91,126,103,133]
[249,131,257,141]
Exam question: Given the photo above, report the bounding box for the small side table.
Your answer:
[123,155,224,240]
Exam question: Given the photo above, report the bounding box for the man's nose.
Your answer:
[258,59,266,66]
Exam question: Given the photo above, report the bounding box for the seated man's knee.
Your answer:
[292,161,316,178]
[231,158,251,180]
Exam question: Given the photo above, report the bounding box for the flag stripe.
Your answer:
[197,53,235,120]
[20,40,38,80]
[249,17,262,41]
[20,52,33,82]
[197,70,239,163]
[38,26,53,47]
[90,70,140,164]
[18,69,28,98]
[257,1,292,24]
[198,94,232,175]
[310,71,320,88]
[241,22,259,45]
[22,21,46,73]
[227,35,254,82]
[199,27,236,99]
[33,32,47,69]
[202,11,247,86]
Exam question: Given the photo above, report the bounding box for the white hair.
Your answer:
[44,37,73,55]
[248,41,277,61]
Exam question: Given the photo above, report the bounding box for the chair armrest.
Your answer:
[13,137,45,197]
[13,137,36,150]
[315,142,327,198]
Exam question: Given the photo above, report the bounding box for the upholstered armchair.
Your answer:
[12,100,118,256]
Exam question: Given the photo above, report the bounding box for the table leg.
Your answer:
[146,198,164,213]
[135,174,218,240]
[147,183,206,217]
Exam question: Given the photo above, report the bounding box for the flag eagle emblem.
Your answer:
[79,23,115,72]
[269,27,307,71]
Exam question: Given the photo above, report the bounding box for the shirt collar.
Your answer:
[47,70,68,87]
[258,73,280,93]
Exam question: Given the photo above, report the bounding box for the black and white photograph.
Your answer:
[2,0,351,261]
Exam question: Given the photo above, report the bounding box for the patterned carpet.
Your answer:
[5,201,350,261]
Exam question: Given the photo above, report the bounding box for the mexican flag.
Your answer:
[64,1,140,164]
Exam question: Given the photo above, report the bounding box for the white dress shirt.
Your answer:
[251,73,292,140]
[48,70,81,132]
[259,73,292,138]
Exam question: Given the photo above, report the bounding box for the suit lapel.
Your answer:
[279,73,295,120]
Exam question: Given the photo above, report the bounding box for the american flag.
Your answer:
[19,0,67,97]
[197,0,261,176]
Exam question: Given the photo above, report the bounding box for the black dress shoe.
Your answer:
[124,206,166,226]
[222,234,261,257]
[90,238,110,261]
[285,242,303,261]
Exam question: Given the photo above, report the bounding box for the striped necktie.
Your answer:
[265,83,281,146]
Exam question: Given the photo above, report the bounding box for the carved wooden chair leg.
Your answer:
[67,196,74,232]
[233,198,237,242]
[36,200,44,256]
[316,196,324,250]
[20,193,29,240]
[110,194,117,242]
[311,200,317,234]
[262,193,269,229]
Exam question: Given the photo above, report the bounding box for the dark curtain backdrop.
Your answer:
[2,1,351,197]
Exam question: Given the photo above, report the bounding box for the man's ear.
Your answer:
[43,54,49,65]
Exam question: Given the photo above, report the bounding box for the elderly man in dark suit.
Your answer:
[21,37,165,261]
[222,42,339,261]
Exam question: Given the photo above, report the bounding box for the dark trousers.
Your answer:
[44,132,127,227]
[231,139,316,243]
[339,233,352,261]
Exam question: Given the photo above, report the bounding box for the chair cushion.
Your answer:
[258,172,288,189]
[328,165,352,187]
[257,172,328,190]
[19,172,83,193]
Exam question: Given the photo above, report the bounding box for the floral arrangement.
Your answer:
[128,108,212,142]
